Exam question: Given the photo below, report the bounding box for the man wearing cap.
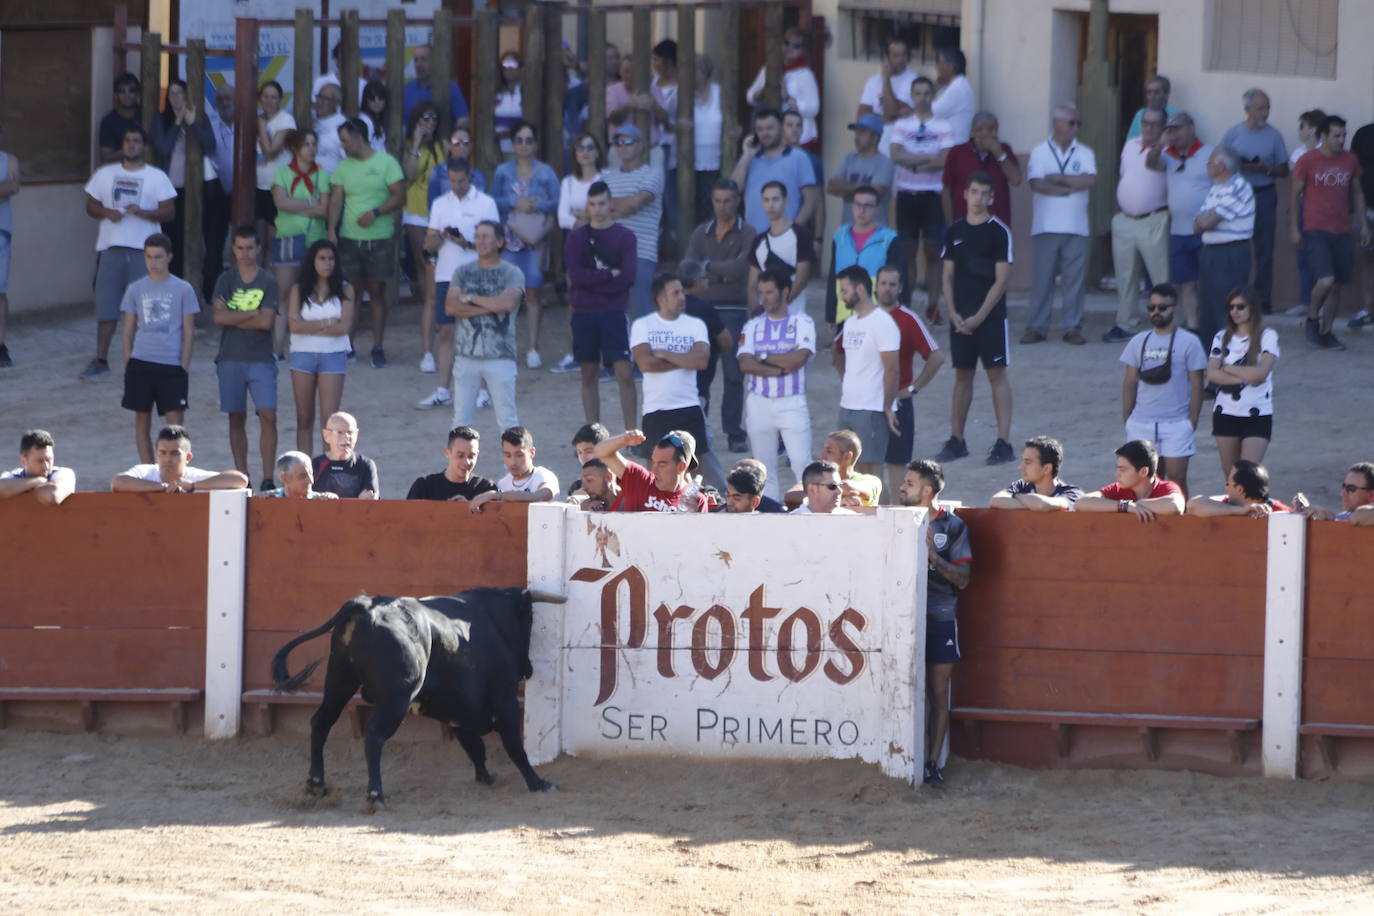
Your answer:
[941,111,1021,227]
[827,113,895,229]
[1103,106,1170,343]
[1146,111,1213,332]
[591,428,710,513]
[603,123,663,318]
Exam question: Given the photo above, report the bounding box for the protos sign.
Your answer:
[524,505,928,784]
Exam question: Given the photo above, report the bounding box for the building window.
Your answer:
[1206,0,1338,80]
[840,4,961,65]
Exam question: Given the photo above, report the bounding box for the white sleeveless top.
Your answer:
[291,294,350,353]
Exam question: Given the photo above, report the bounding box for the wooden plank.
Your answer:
[473,10,500,181]
[1299,722,1374,738]
[433,8,455,142]
[184,40,207,299]
[675,3,697,252]
[521,3,544,130]
[586,10,607,150]
[140,31,161,156]
[950,707,1260,730]
[1303,523,1374,659]
[631,7,652,141]
[0,629,204,690]
[1302,658,1374,727]
[386,9,407,157]
[543,3,566,175]
[718,0,741,177]
[761,2,783,109]
[340,10,361,119]
[954,646,1263,719]
[0,688,202,701]
[294,9,314,128]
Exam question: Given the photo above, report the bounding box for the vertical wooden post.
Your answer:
[294,9,314,132]
[1077,0,1118,286]
[232,18,260,228]
[543,4,566,172]
[718,0,741,178]
[448,0,475,115]
[433,8,455,141]
[522,3,545,132]
[632,7,652,141]
[140,31,161,163]
[114,3,129,79]
[340,9,361,118]
[763,2,783,110]
[184,40,206,298]
[586,10,607,147]
[675,4,696,249]
[474,9,500,181]
[385,8,406,156]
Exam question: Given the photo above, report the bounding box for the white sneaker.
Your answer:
[419,352,436,373]
[1283,304,1309,318]
[526,349,543,369]
[550,352,578,374]
[476,389,492,410]
[416,388,452,409]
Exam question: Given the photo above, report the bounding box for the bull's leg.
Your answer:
[490,692,557,793]
[308,657,359,796]
[361,698,409,811]
[453,726,495,786]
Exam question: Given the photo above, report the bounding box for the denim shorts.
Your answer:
[434,280,455,327]
[273,233,308,267]
[217,359,279,413]
[289,349,348,375]
[0,230,11,293]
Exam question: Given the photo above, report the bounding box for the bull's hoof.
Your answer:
[305,778,327,797]
[365,792,387,814]
[476,771,496,787]
[529,780,558,793]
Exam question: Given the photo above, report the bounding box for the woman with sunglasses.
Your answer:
[400,102,446,372]
[288,240,354,454]
[745,27,819,147]
[493,120,559,368]
[359,80,390,153]
[494,51,524,154]
[558,133,605,231]
[255,81,296,263]
[1206,286,1279,479]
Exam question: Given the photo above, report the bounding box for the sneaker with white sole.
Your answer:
[1283,304,1309,318]
[419,352,436,373]
[1347,310,1374,329]
[476,389,492,410]
[526,349,543,369]
[416,388,452,409]
[550,353,578,374]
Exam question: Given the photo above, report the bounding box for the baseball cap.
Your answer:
[613,123,644,141]
[847,113,884,135]
[659,430,700,473]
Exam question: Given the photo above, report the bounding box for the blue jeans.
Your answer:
[630,257,657,319]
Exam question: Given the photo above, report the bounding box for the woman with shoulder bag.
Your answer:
[493,120,559,368]
[1206,286,1279,479]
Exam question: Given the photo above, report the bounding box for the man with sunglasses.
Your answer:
[98,73,143,164]
[1301,462,1374,521]
[1104,107,1170,343]
[1147,111,1213,333]
[603,124,663,318]
[1118,283,1206,498]
[591,428,709,513]
[427,131,488,205]
[791,460,855,515]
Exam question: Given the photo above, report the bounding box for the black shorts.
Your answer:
[122,357,189,415]
[926,617,961,664]
[884,396,915,465]
[641,404,708,459]
[571,310,631,367]
[254,188,277,225]
[896,190,945,246]
[1212,411,1272,440]
[1303,230,1354,284]
[949,317,1009,371]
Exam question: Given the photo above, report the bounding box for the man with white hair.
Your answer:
[1194,146,1255,353]
[1023,104,1096,346]
[261,451,339,499]
[1222,88,1288,313]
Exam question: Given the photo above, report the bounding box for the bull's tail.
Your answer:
[270,596,372,692]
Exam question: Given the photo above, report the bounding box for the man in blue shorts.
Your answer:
[898,458,972,787]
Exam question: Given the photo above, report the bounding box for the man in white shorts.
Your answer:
[1119,283,1207,498]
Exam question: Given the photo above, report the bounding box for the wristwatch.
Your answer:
[371,208,381,219]
[1118,499,1133,513]
[906,383,919,395]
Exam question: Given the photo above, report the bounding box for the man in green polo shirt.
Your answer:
[328,117,404,368]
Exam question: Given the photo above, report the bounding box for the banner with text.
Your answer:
[525,504,928,785]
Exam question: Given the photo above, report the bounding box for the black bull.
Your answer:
[271,587,565,809]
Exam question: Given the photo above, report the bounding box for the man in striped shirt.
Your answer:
[1194,146,1255,356]
[737,268,816,500]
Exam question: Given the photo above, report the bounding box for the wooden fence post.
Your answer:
[340,9,361,118]
[474,9,500,181]
[719,0,741,178]
[231,18,259,228]
[294,9,314,128]
[586,9,607,148]
[184,40,206,298]
[632,7,652,141]
[522,2,545,135]
[140,31,161,163]
[433,8,455,141]
[763,2,783,109]
[386,9,406,157]
[543,4,566,171]
[676,4,696,249]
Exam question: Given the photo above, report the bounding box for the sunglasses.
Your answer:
[1343,484,1371,493]
[514,135,537,144]
[450,136,472,145]
[614,137,639,146]
[420,112,437,121]
[575,143,599,152]
[1227,302,1251,312]
[1146,305,1174,313]
[1062,119,1082,126]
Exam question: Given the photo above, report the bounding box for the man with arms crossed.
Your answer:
[936,172,1014,465]
[1118,283,1206,497]
[988,435,1082,511]
[111,425,248,493]
[0,430,75,505]
[897,458,971,787]
[1075,439,1185,524]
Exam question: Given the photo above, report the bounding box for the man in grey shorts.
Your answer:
[83,126,176,378]
[833,264,900,479]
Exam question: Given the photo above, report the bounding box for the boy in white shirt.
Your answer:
[470,426,559,512]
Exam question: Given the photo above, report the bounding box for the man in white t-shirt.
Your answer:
[313,85,347,174]
[888,76,955,324]
[469,425,560,513]
[833,264,900,480]
[110,425,248,493]
[83,126,176,379]
[856,38,917,155]
[630,273,724,490]
[1024,104,1097,345]
[0,429,76,506]
[791,460,857,515]
[417,158,501,410]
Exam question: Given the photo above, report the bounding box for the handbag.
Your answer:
[1137,329,1174,385]
[507,210,554,248]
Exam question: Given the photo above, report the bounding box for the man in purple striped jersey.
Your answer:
[737,268,816,500]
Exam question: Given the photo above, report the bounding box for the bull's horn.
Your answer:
[528,590,568,605]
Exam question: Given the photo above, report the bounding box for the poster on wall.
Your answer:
[525,504,929,785]
[177,0,443,106]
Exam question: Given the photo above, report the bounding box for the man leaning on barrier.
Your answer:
[1187,459,1291,517]
[898,458,971,788]
[260,451,338,500]
[1074,439,1184,524]
[987,435,1082,512]
[1301,462,1374,521]
[110,425,249,493]
[0,429,76,505]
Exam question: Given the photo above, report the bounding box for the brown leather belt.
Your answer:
[1124,206,1168,220]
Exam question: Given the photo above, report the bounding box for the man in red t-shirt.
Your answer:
[1075,439,1185,523]
[1290,115,1371,349]
[942,111,1022,225]
[591,428,709,513]
[1187,459,1292,518]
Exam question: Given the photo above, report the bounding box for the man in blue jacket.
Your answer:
[824,184,909,327]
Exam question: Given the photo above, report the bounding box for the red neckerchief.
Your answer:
[288,159,320,197]
[784,58,810,73]
[1166,138,1204,161]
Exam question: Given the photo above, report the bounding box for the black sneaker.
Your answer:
[1101,325,1131,343]
[1305,318,1322,347]
[79,358,110,379]
[935,436,969,461]
[0,343,11,368]
[923,761,945,787]
[728,435,749,454]
[986,438,1016,465]
[370,346,387,368]
[259,478,275,492]
[1320,331,1347,351]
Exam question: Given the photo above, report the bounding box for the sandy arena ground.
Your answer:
[3,284,1374,912]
